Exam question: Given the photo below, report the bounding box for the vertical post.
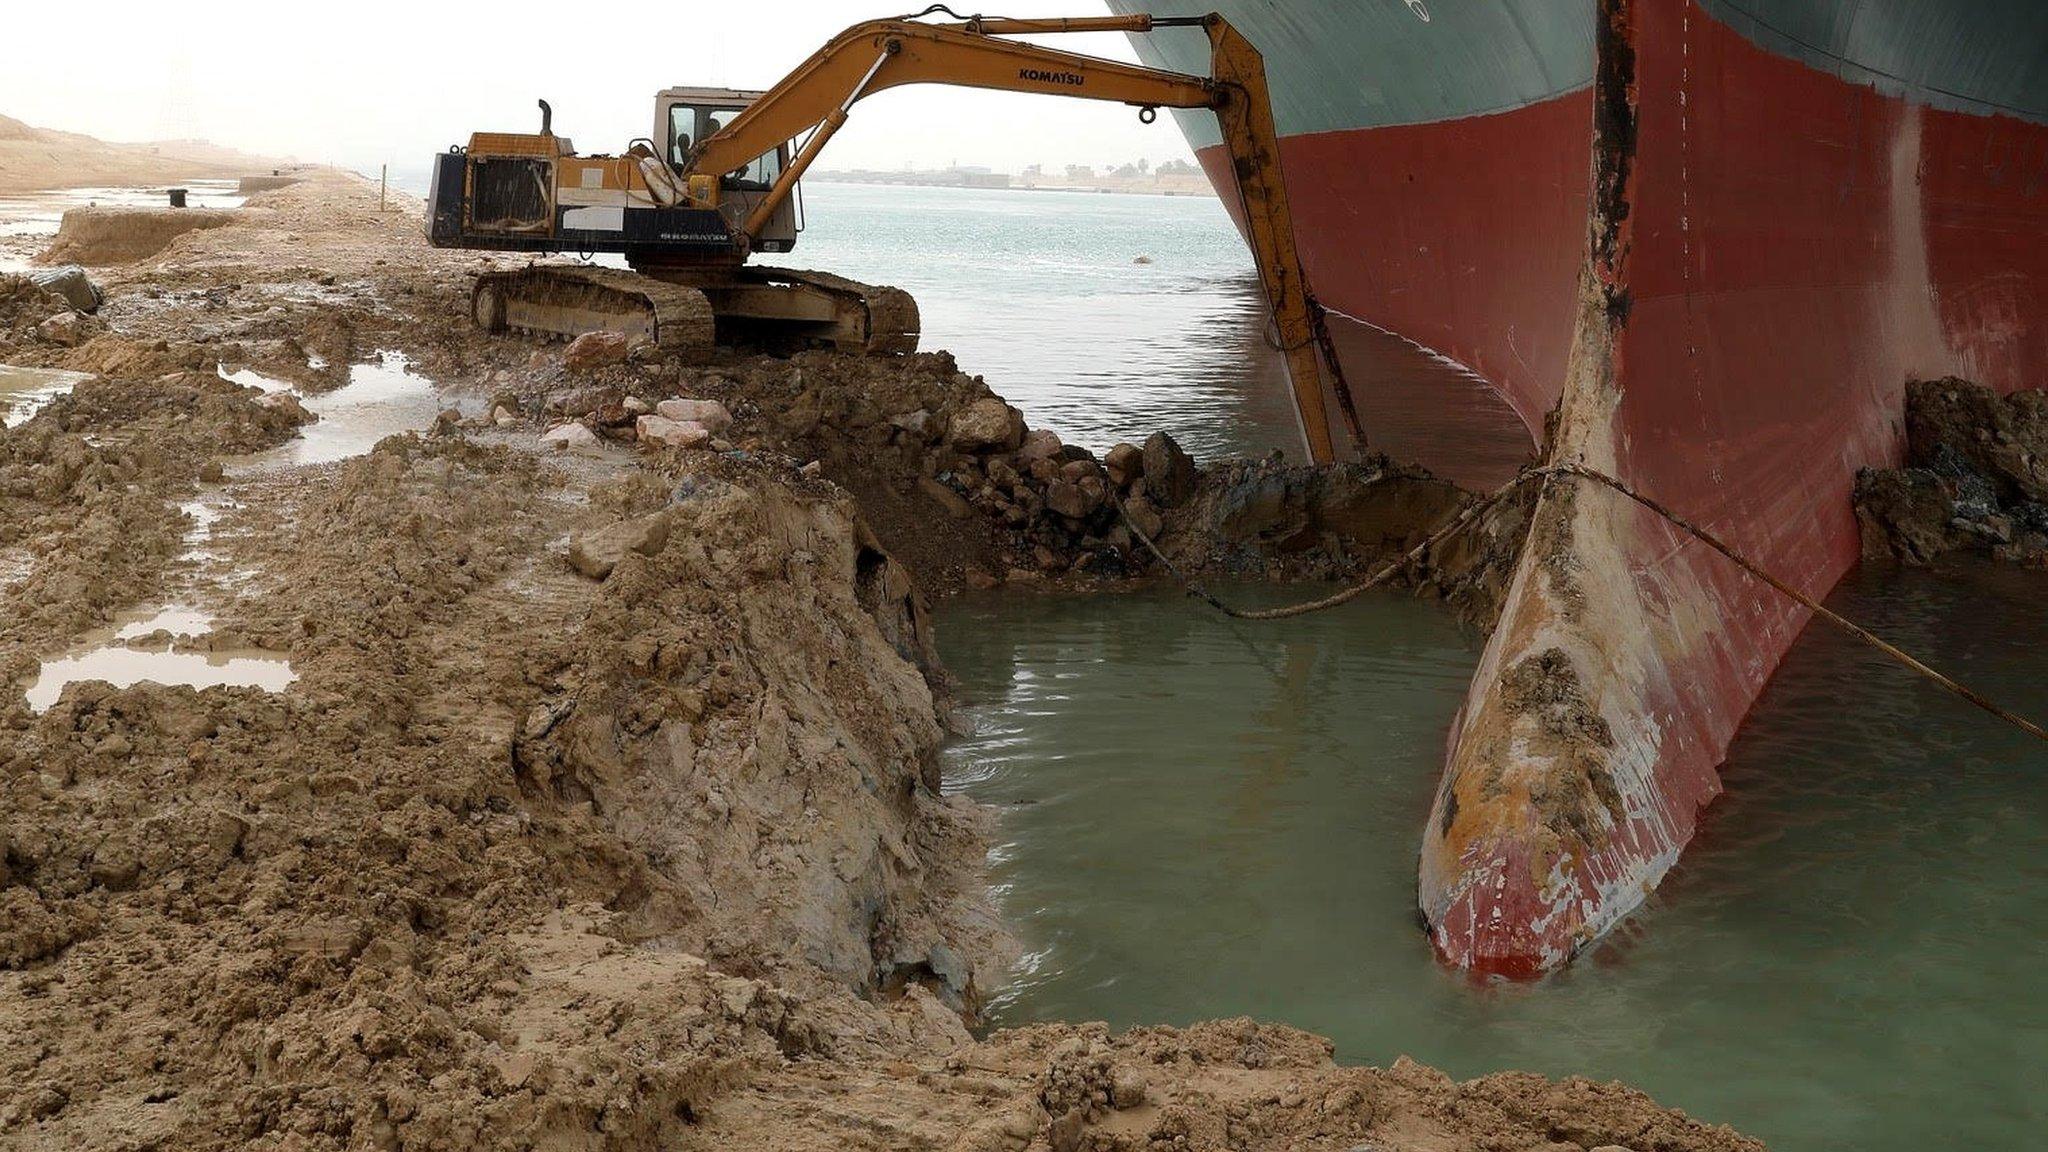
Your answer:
[379,164,388,212]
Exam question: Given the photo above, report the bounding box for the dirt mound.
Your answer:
[513,348,1516,609]
[1856,378,2048,565]
[38,206,237,266]
[0,275,70,346]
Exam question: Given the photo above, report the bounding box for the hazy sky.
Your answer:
[0,1,1197,178]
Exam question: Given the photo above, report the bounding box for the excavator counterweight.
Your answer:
[425,11,1359,462]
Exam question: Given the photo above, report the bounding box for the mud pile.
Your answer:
[0,169,1759,1150]
[1856,377,2048,566]
[38,206,240,266]
[527,349,1526,615]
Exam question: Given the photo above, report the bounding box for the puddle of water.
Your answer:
[217,363,293,393]
[0,363,91,426]
[25,646,296,713]
[238,351,447,470]
[113,605,214,640]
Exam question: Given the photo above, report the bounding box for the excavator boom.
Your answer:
[685,12,1356,463]
[428,12,1358,463]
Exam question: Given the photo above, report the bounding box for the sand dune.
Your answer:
[0,113,290,193]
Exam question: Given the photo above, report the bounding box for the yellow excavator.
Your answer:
[424,9,1357,463]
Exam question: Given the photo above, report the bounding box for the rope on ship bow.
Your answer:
[1115,461,2048,744]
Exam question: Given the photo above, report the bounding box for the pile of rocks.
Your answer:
[529,379,739,455]
[1856,378,2048,566]
[929,392,1201,577]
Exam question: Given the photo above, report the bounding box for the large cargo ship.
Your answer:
[1109,0,2048,974]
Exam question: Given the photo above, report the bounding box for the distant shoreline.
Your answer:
[807,176,1215,198]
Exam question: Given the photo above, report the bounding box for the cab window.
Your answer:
[668,103,783,189]
[667,104,700,166]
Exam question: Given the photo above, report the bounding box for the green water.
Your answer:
[936,567,2048,1151]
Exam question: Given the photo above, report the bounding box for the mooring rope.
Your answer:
[1115,461,2048,743]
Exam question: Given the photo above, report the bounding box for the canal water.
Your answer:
[934,566,2048,1152]
[803,186,2048,1151]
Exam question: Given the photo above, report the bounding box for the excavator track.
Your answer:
[471,265,717,351]
[740,266,920,355]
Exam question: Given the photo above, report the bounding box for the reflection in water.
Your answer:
[239,352,446,470]
[26,647,296,713]
[936,566,2048,1152]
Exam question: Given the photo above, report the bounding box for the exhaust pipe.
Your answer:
[537,99,554,136]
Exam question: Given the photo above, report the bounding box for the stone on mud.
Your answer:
[567,512,671,579]
[1142,431,1197,507]
[655,397,732,432]
[948,397,1024,454]
[37,311,85,346]
[29,265,103,314]
[564,329,631,373]
[637,414,712,449]
[540,422,603,454]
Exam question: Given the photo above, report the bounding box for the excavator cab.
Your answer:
[655,88,797,254]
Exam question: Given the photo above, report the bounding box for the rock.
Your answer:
[622,395,650,415]
[566,512,670,579]
[432,407,463,436]
[986,457,1024,495]
[1057,458,1102,485]
[636,414,712,448]
[1103,442,1144,488]
[29,265,103,313]
[798,459,823,478]
[557,386,615,417]
[1121,495,1163,541]
[1142,431,1198,507]
[1045,1109,1084,1152]
[965,568,1001,590]
[1045,477,1105,520]
[1016,428,1064,463]
[563,330,630,373]
[491,405,518,428]
[655,397,733,432]
[37,311,85,346]
[1109,1067,1147,1109]
[948,397,1024,453]
[889,409,934,439]
[198,460,225,483]
[540,422,603,454]
[918,475,975,520]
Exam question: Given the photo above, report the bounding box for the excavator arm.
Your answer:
[689,12,1361,464]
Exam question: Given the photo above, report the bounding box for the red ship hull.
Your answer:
[1178,0,2047,971]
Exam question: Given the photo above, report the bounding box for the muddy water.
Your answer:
[238,351,447,469]
[935,566,2048,1151]
[0,363,91,426]
[24,604,294,714]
